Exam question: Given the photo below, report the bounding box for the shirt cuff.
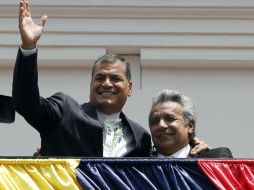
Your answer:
[20,46,37,56]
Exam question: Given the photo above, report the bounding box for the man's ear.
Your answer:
[128,81,133,97]
[188,120,195,135]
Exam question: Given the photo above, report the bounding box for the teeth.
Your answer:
[100,92,114,95]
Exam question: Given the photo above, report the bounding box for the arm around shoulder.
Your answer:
[197,147,233,158]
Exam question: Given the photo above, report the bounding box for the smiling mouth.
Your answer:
[97,91,117,95]
[157,133,174,138]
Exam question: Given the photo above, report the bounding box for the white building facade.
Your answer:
[1,0,254,157]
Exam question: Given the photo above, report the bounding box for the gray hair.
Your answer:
[91,54,131,81]
[149,89,196,141]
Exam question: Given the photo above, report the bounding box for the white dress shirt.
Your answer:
[157,144,191,158]
[96,110,134,157]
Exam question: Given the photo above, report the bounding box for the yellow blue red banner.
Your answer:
[0,158,253,190]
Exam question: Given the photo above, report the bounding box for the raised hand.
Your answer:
[19,0,47,49]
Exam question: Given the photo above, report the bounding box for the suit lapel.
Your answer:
[120,112,137,156]
[81,102,103,156]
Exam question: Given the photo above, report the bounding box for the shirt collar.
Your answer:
[157,144,191,158]
[96,109,121,124]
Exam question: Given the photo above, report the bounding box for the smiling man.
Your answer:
[12,0,151,157]
[149,89,233,158]
[13,0,210,157]
[90,56,132,115]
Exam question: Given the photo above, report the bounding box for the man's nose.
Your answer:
[158,119,168,128]
[102,78,113,86]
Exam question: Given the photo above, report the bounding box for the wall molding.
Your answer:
[1,1,254,68]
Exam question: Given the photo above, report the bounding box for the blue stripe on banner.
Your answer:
[76,158,217,190]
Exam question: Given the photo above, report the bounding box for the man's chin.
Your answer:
[98,101,114,106]
[156,141,174,149]
[96,101,115,110]
[157,135,174,142]
[156,143,176,154]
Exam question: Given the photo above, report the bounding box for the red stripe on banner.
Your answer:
[198,159,254,190]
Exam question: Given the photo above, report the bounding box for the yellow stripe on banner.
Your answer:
[0,159,83,190]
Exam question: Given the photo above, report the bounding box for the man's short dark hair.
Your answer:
[92,54,131,81]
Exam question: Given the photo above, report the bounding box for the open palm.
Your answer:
[21,16,44,46]
[19,0,47,49]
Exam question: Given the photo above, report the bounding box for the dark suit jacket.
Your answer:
[152,147,233,158]
[0,95,15,123]
[12,49,151,157]
[192,147,233,158]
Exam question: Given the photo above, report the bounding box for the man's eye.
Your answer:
[150,118,159,126]
[112,77,122,82]
[95,76,104,81]
[165,116,175,122]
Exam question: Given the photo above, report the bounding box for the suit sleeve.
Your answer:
[12,48,62,132]
[197,147,233,158]
[218,147,233,158]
